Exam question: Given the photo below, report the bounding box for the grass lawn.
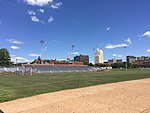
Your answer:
[0,69,150,102]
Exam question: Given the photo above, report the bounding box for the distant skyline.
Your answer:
[0,0,150,63]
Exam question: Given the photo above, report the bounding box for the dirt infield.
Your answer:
[0,78,150,113]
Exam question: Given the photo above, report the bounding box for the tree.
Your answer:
[0,48,13,67]
[88,63,94,67]
[111,63,125,68]
[95,63,108,67]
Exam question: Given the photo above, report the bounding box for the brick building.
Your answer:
[74,54,89,65]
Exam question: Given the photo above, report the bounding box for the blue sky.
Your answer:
[0,0,150,63]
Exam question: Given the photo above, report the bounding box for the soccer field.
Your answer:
[0,69,150,102]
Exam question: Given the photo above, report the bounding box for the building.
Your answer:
[32,56,43,64]
[32,58,84,66]
[127,56,150,68]
[127,56,136,63]
[137,56,150,60]
[108,58,122,65]
[135,59,150,68]
[74,54,89,65]
[94,48,103,64]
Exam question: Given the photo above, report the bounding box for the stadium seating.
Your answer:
[55,66,75,72]
[71,66,91,72]
[5,68,18,72]
[0,68,5,72]
[34,65,59,73]
[0,68,18,72]
[24,65,92,73]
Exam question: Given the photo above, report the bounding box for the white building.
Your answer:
[94,48,103,64]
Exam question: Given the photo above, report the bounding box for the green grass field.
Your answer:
[0,69,150,102]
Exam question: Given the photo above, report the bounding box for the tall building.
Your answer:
[94,48,103,64]
[127,56,136,63]
[74,54,89,65]
[108,58,122,65]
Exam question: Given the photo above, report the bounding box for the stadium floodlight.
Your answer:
[124,46,127,71]
[71,45,75,61]
[40,40,45,46]
[40,40,45,59]
[16,59,18,67]
[93,48,95,67]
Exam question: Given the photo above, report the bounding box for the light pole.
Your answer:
[16,59,18,67]
[93,48,95,67]
[71,45,75,61]
[124,46,127,71]
[16,59,18,75]
[40,40,45,60]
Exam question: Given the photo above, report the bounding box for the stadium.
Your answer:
[0,0,150,113]
[0,47,111,75]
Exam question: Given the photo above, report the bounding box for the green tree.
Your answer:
[88,63,94,67]
[95,63,108,67]
[0,48,13,67]
[111,63,125,68]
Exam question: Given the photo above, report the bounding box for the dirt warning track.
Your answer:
[0,78,150,113]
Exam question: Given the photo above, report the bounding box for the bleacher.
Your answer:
[5,68,18,72]
[34,65,59,73]
[0,67,19,75]
[24,65,92,73]
[71,66,90,72]
[0,68,5,72]
[55,66,75,72]
[0,68,18,72]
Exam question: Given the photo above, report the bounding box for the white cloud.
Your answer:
[113,54,117,57]
[11,56,33,63]
[50,2,62,9]
[28,12,46,24]
[48,16,54,23]
[105,43,128,49]
[6,39,24,44]
[117,55,123,58]
[105,38,132,49]
[106,27,110,31]
[125,38,131,44]
[40,20,46,25]
[11,54,16,57]
[113,54,123,58]
[27,10,36,15]
[24,0,53,7]
[138,31,150,39]
[25,59,34,62]
[38,9,44,13]
[28,54,41,57]
[50,5,58,9]
[140,31,150,38]
[31,16,39,22]
[71,52,79,55]
[147,49,150,52]
[55,2,62,6]
[10,46,20,49]
[15,57,26,60]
